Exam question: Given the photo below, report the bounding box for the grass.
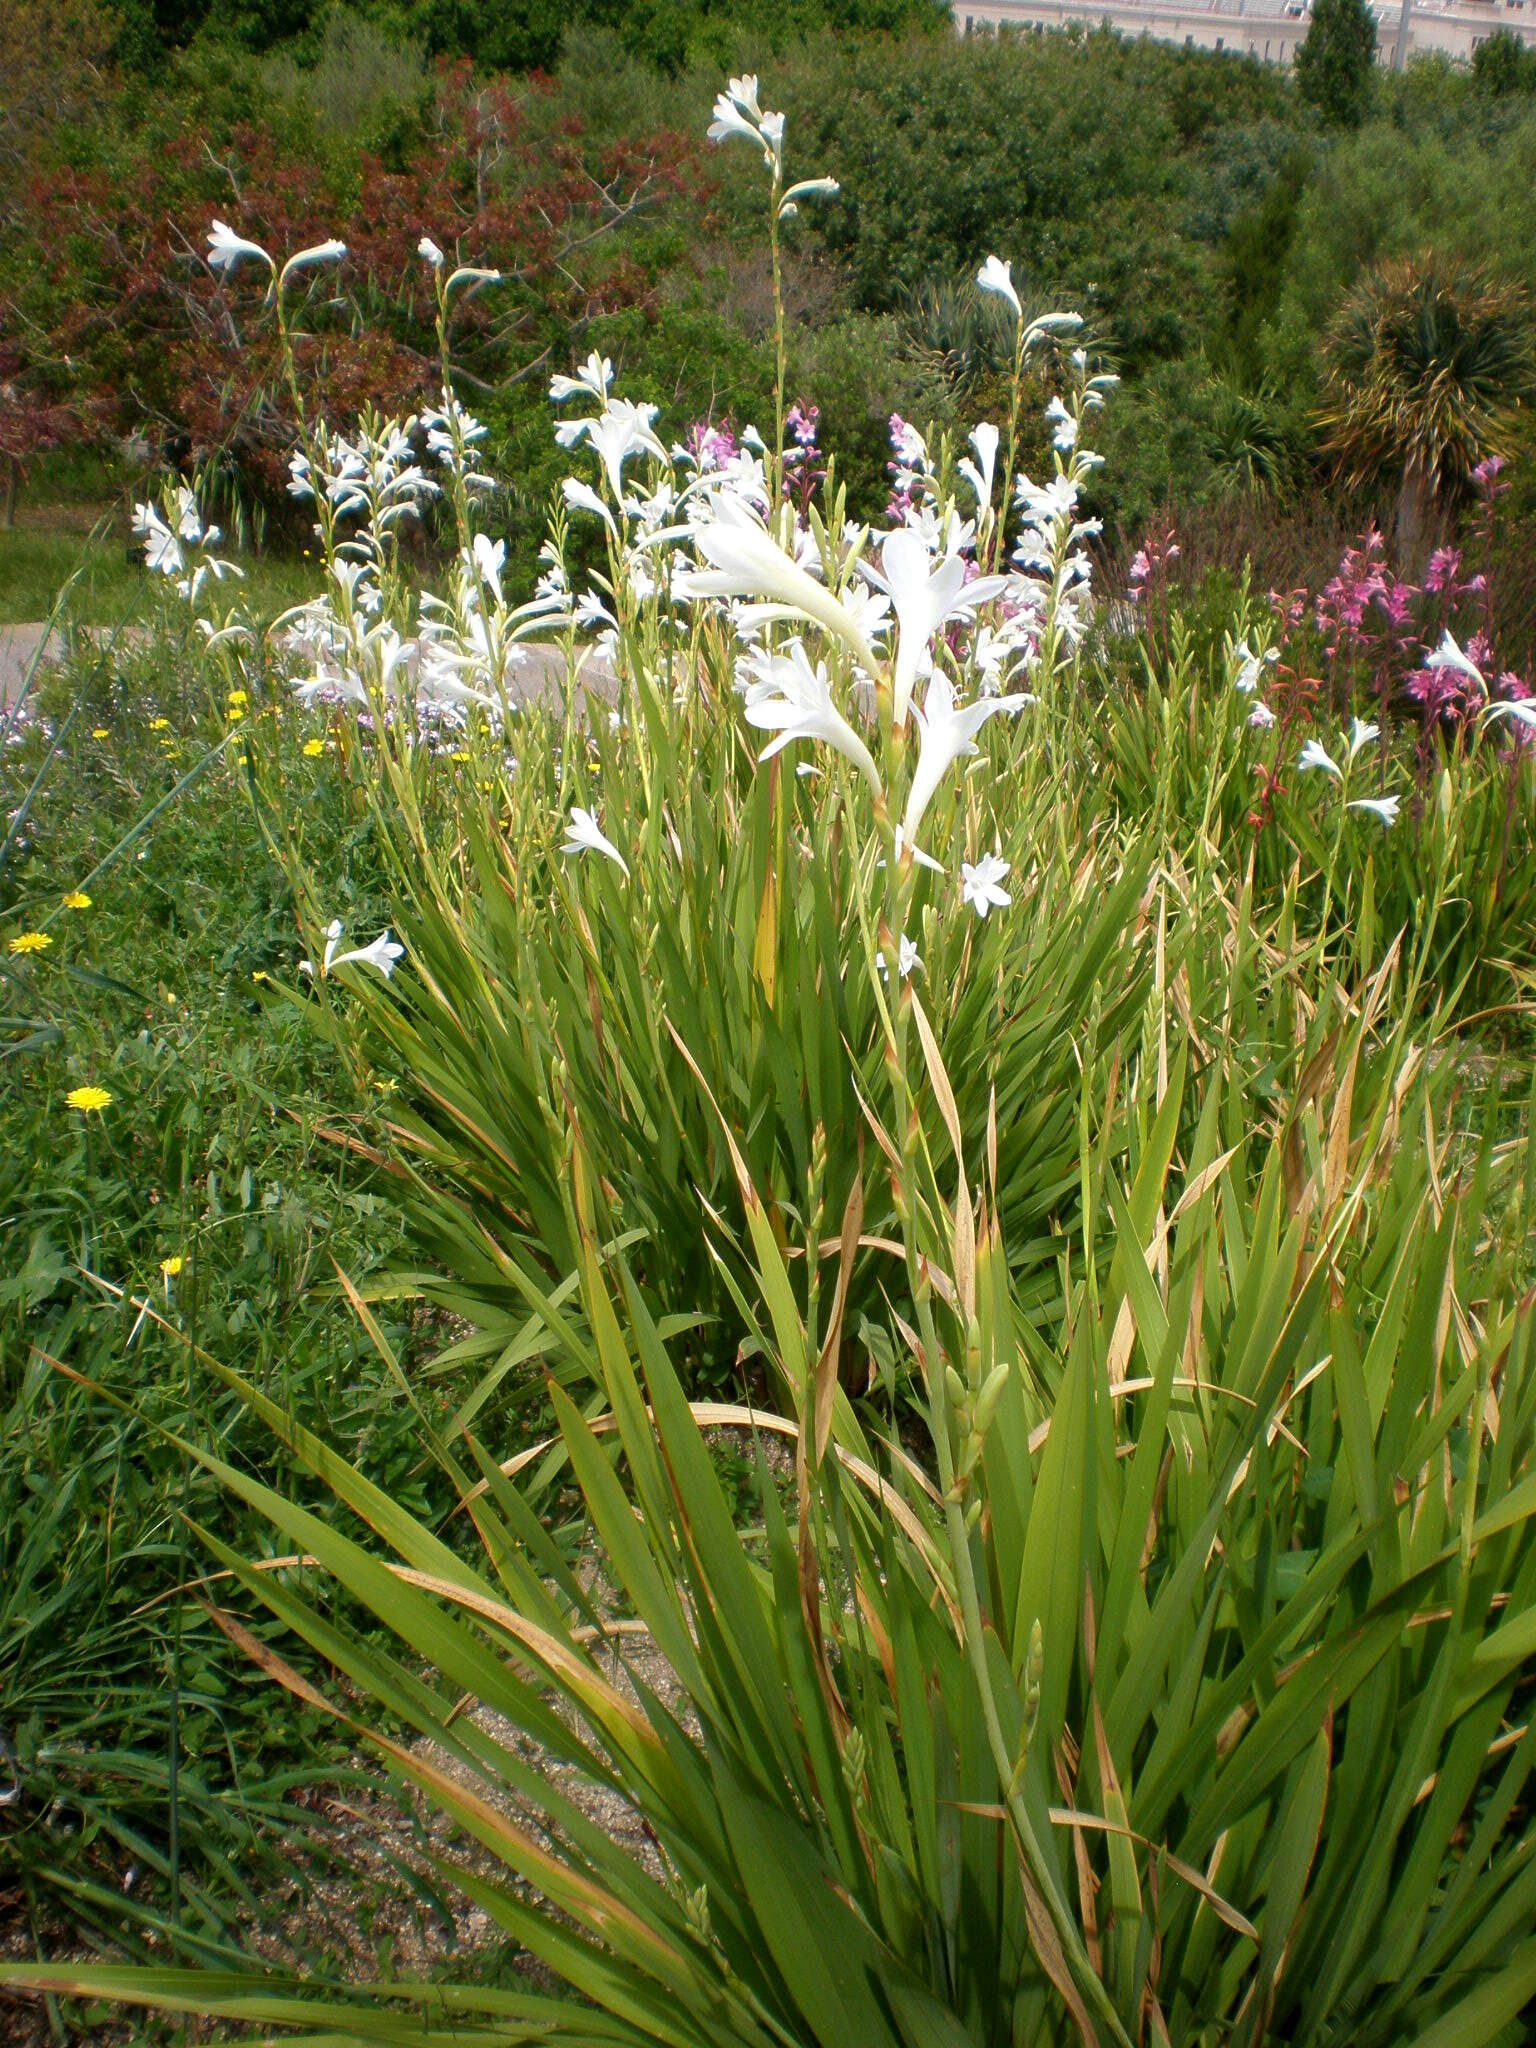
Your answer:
[0,495,319,627]
[0,627,464,1975]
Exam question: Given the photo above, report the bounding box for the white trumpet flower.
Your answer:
[329,927,406,977]
[977,255,1021,320]
[1232,640,1276,695]
[1482,698,1536,732]
[206,219,273,277]
[132,502,182,576]
[740,642,882,794]
[549,353,614,406]
[957,423,1000,513]
[1347,717,1379,762]
[561,476,618,537]
[707,93,763,148]
[1298,738,1342,780]
[561,806,630,877]
[691,504,881,678]
[879,528,1006,727]
[279,239,347,291]
[557,399,667,499]
[903,672,1030,844]
[1425,630,1484,687]
[1347,795,1401,827]
[1045,396,1078,452]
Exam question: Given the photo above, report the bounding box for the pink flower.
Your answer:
[1424,547,1461,595]
[688,418,738,472]
[785,401,820,449]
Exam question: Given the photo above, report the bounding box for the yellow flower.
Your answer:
[9,931,51,955]
[160,1255,185,1279]
[150,717,170,732]
[451,749,471,762]
[92,727,110,739]
[252,968,269,983]
[66,1084,113,1114]
[302,738,324,758]
[227,689,249,708]
[62,891,91,911]
[227,706,245,722]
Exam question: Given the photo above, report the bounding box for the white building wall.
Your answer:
[956,0,1536,66]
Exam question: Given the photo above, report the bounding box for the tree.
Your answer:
[1317,253,1536,567]
[1472,28,1536,97]
[1293,0,1377,129]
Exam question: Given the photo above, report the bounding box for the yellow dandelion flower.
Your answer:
[63,891,92,911]
[160,1255,185,1279]
[66,1084,113,1114]
[9,931,52,955]
[302,738,324,758]
[92,726,110,739]
[149,717,170,732]
[226,689,248,708]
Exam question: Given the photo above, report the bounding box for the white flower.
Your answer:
[279,239,347,289]
[549,353,614,406]
[961,853,1011,918]
[708,92,763,148]
[471,532,505,605]
[206,219,273,277]
[957,423,999,512]
[1425,630,1484,687]
[903,672,1030,844]
[419,236,445,269]
[878,934,922,981]
[1298,738,1342,780]
[726,73,762,119]
[758,112,785,171]
[1247,701,1276,729]
[132,502,182,576]
[330,927,406,977]
[977,255,1021,321]
[1232,640,1275,694]
[561,805,629,878]
[690,502,880,678]
[561,476,618,537]
[1347,795,1400,827]
[879,527,1006,727]
[1347,717,1379,763]
[779,177,840,219]
[1045,395,1078,452]
[1482,698,1536,732]
[740,642,882,794]
[557,399,667,499]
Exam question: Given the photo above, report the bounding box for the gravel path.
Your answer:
[0,622,616,715]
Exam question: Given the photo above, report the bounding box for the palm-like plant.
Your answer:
[1317,254,1535,567]
[1201,376,1296,498]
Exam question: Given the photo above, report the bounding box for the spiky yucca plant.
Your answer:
[1317,255,1535,567]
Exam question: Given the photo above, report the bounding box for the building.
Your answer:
[956,0,1536,67]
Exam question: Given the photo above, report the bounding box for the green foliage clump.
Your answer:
[1293,0,1378,129]
[1472,26,1536,97]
